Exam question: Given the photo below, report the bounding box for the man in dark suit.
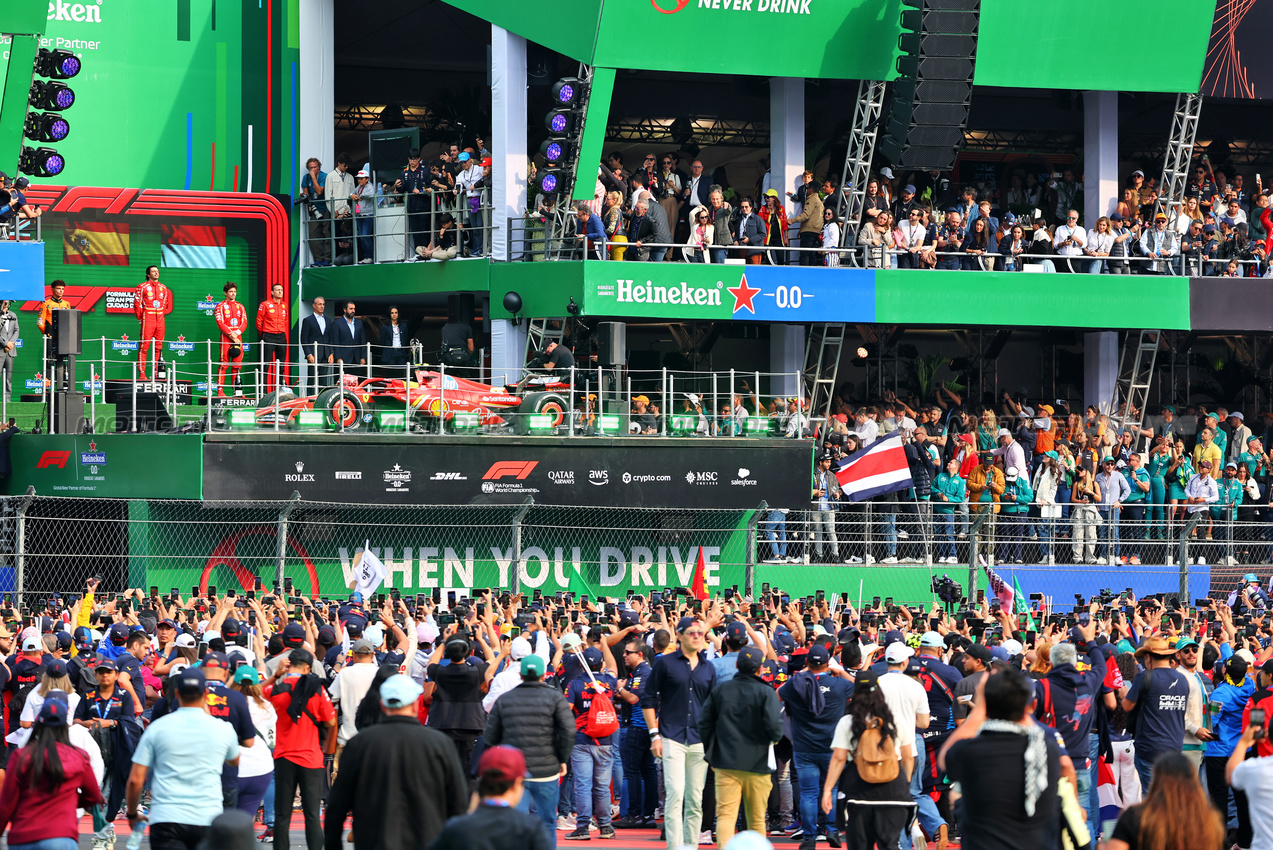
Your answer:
[330,300,368,374]
[299,296,333,395]
[732,196,767,263]
[682,160,712,221]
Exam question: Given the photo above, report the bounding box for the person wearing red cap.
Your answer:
[427,744,553,850]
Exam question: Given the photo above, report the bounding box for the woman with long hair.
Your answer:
[1165,438,1194,527]
[231,665,277,836]
[977,408,1000,451]
[19,660,80,733]
[1105,751,1224,850]
[961,216,991,270]
[684,206,712,263]
[822,208,843,268]
[0,697,103,849]
[602,190,626,260]
[1085,216,1114,274]
[821,669,913,848]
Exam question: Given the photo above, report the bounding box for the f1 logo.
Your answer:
[37,451,72,469]
[482,461,539,480]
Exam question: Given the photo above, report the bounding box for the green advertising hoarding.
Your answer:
[446,0,1210,92]
[6,434,203,498]
[129,503,752,598]
[6,0,300,191]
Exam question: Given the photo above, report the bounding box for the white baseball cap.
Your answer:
[885,642,914,664]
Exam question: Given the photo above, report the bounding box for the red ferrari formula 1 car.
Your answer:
[254,370,571,433]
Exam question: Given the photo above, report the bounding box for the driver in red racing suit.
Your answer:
[214,281,248,397]
[135,265,173,380]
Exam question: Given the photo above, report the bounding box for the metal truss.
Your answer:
[960,128,1081,155]
[334,103,436,130]
[837,80,888,253]
[604,115,770,148]
[1153,92,1203,227]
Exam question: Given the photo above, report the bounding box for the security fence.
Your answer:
[1,495,1263,612]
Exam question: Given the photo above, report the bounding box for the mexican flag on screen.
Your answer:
[63,221,130,265]
[161,224,227,269]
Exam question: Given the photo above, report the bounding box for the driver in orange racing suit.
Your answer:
[135,265,173,380]
[214,281,247,397]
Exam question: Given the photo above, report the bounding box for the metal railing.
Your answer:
[0,209,43,243]
[298,188,495,267]
[503,214,1271,276]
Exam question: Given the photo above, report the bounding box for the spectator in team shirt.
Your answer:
[564,646,619,840]
[1122,636,1189,791]
[779,643,853,849]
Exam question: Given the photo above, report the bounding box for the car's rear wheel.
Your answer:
[513,391,569,434]
[315,387,365,431]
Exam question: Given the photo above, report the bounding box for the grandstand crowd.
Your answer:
[575,152,1272,274]
[791,391,1273,569]
[3,571,1273,850]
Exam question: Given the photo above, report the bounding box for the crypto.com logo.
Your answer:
[651,0,690,13]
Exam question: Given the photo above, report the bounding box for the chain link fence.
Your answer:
[1,495,1263,611]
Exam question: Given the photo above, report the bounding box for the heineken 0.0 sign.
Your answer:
[582,263,876,323]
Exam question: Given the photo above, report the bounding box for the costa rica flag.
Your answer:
[833,432,913,501]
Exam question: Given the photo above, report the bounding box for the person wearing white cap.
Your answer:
[876,642,930,827]
[991,425,1027,477]
[483,636,536,711]
[350,168,377,263]
[908,634,958,849]
[997,465,1034,564]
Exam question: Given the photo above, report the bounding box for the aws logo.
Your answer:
[650,0,689,12]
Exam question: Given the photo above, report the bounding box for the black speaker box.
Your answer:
[596,322,627,367]
[53,309,81,356]
[114,392,173,433]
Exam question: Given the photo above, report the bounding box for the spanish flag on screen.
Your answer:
[161,224,227,269]
[63,221,130,265]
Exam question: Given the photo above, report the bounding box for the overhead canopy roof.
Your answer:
[443,0,1214,93]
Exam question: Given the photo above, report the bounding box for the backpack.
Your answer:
[854,717,900,784]
[574,648,620,740]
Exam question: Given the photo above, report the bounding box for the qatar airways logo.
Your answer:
[651,0,813,13]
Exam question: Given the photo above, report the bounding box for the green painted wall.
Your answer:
[974,0,1214,92]
[490,261,584,320]
[302,258,492,298]
[873,270,1192,330]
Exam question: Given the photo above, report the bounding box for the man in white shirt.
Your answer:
[328,639,380,760]
[877,642,939,850]
[325,155,355,217]
[456,152,486,257]
[1227,723,1273,850]
[1053,209,1086,272]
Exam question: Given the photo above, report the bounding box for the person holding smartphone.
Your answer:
[1204,654,1258,844]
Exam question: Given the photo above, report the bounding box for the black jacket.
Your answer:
[329,314,368,364]
[299,314,332,363]
[427,802,553,850]
[324,715,469,850]
[697,672,783,775]
[906,441,937,498]
[0,425,17,480]
[484,680,575,779]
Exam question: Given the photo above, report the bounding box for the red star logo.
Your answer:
[206,294,213,301]
[121,333,129,341]
[89,441,97,451]
[178,334,186,342]
[34,372,42,380]
[727,273,762,314]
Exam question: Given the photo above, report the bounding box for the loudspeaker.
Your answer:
[52,391,86,434]
[880,0,980,172]
[114,392,172,433]
[596,322,627,367]
[52,309,81,355]
[369,128,421,187]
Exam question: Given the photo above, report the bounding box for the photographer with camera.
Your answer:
[299,158,331,266]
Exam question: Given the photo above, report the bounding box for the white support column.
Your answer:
[491,26,528,262]
[490,320,528,386]
[1083,91,1119,227]
[1084,331,1119,414]
[298,0,334,175]
[770,325,805,397]
[770,78,805,216]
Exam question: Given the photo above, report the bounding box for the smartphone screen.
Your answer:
[446,591,456,608]
[254,577,264,591]
[149,586,158,597]
[191,586,200,597]
[207,586,216,597]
